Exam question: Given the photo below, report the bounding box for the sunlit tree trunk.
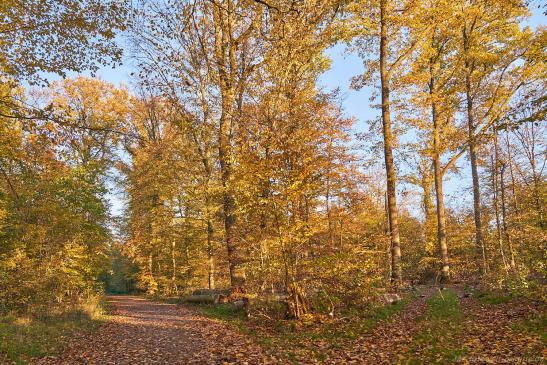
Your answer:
[205,189,215,289]
[505,132,520,216]
[326,166,334,247]
[420,159,435,253]
[380,0,402,286]
[213,0,245,290]
[491,129,508,274]
[171,240,178,295]
[430,73,449,282]
[500,162,516,269]
[463,25,487,276]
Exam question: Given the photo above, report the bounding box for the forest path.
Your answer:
[36,295,266,365]
[322,295,430,364]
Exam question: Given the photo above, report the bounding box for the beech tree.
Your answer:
[0,78,127,312]
[457,0,532,276]
[0,0,128,83]
[348,0,429,286]
[400,0,463,281]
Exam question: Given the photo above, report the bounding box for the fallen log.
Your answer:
[184,294,218,304]
[192,289,230,296]
[380,293,402,304]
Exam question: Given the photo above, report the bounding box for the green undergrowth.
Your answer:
[146,295,184,305]
[0,296,110,365]
[192,303,248,321]
[188,294,414,363]
[338,295,413,341]
[473,290,514,305]
[513,312,547,341]
[406,289,466,364]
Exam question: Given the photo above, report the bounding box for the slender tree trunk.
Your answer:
[171,240,178,295]
[205,189,215,289]
[325,138,335,246]
[326,174,334,246]
[380,0,402,287]
[530,143,544,228]
[464,64,487,276]
[148,253,156,294]
[505,132,519,216]
[492,129,508,274]
[384,191,392,282]
[430,77,449,282]
[196,66,216,290]
[259,146,271,292]
[491,145,508,275]
[213,1,245,290]
[500,163,516,268]
[421,161,435,254]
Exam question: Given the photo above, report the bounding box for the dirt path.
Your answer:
[33,293,544,364]
[323,296,429,364]
[456,297,545,364]
[37,296,266,365]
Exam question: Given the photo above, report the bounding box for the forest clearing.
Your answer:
[0,0,545,364]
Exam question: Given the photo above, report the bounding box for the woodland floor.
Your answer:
[23,291,546,365]
[34,296,265,365]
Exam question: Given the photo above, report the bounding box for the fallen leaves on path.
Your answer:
[323,296,429,364]
[31,292,545,364]
[35,296,267,365]
[456,297,545,364]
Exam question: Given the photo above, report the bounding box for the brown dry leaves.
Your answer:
[35,296,267,365]
[32,293,545,364]
[456,297,545,364]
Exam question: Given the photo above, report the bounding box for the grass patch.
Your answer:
[360,297,411,332]
[513,313,547,341]
[463,286,514,305]
[189,295,413,363]
[147,295,184,305]
[195,303,247,321]
[266,295,411,341]
[0,297,110,365]
[474,291,513,305]
[315,295,414,344]
[407,289,466,364]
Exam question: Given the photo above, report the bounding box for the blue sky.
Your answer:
[78,4,545,219]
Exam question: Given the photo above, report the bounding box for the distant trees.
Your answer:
[0,78,129,313]
[0,0,128,315]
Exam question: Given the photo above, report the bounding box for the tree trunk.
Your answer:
[148,253,157,294]
[430,76,449,282]
[464,62,487,277]
[171,240,178,295]
[529,136,544,228]
[492,130,508,274]
[213,0,245,290]
[421,160,435,254]
[384,191,392,283]
[287,282,309,319]
[380,0,402,287]
[326,174,334,247]
[505,132,520,216]
[500,163,516,268]
[205,190,215,289]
